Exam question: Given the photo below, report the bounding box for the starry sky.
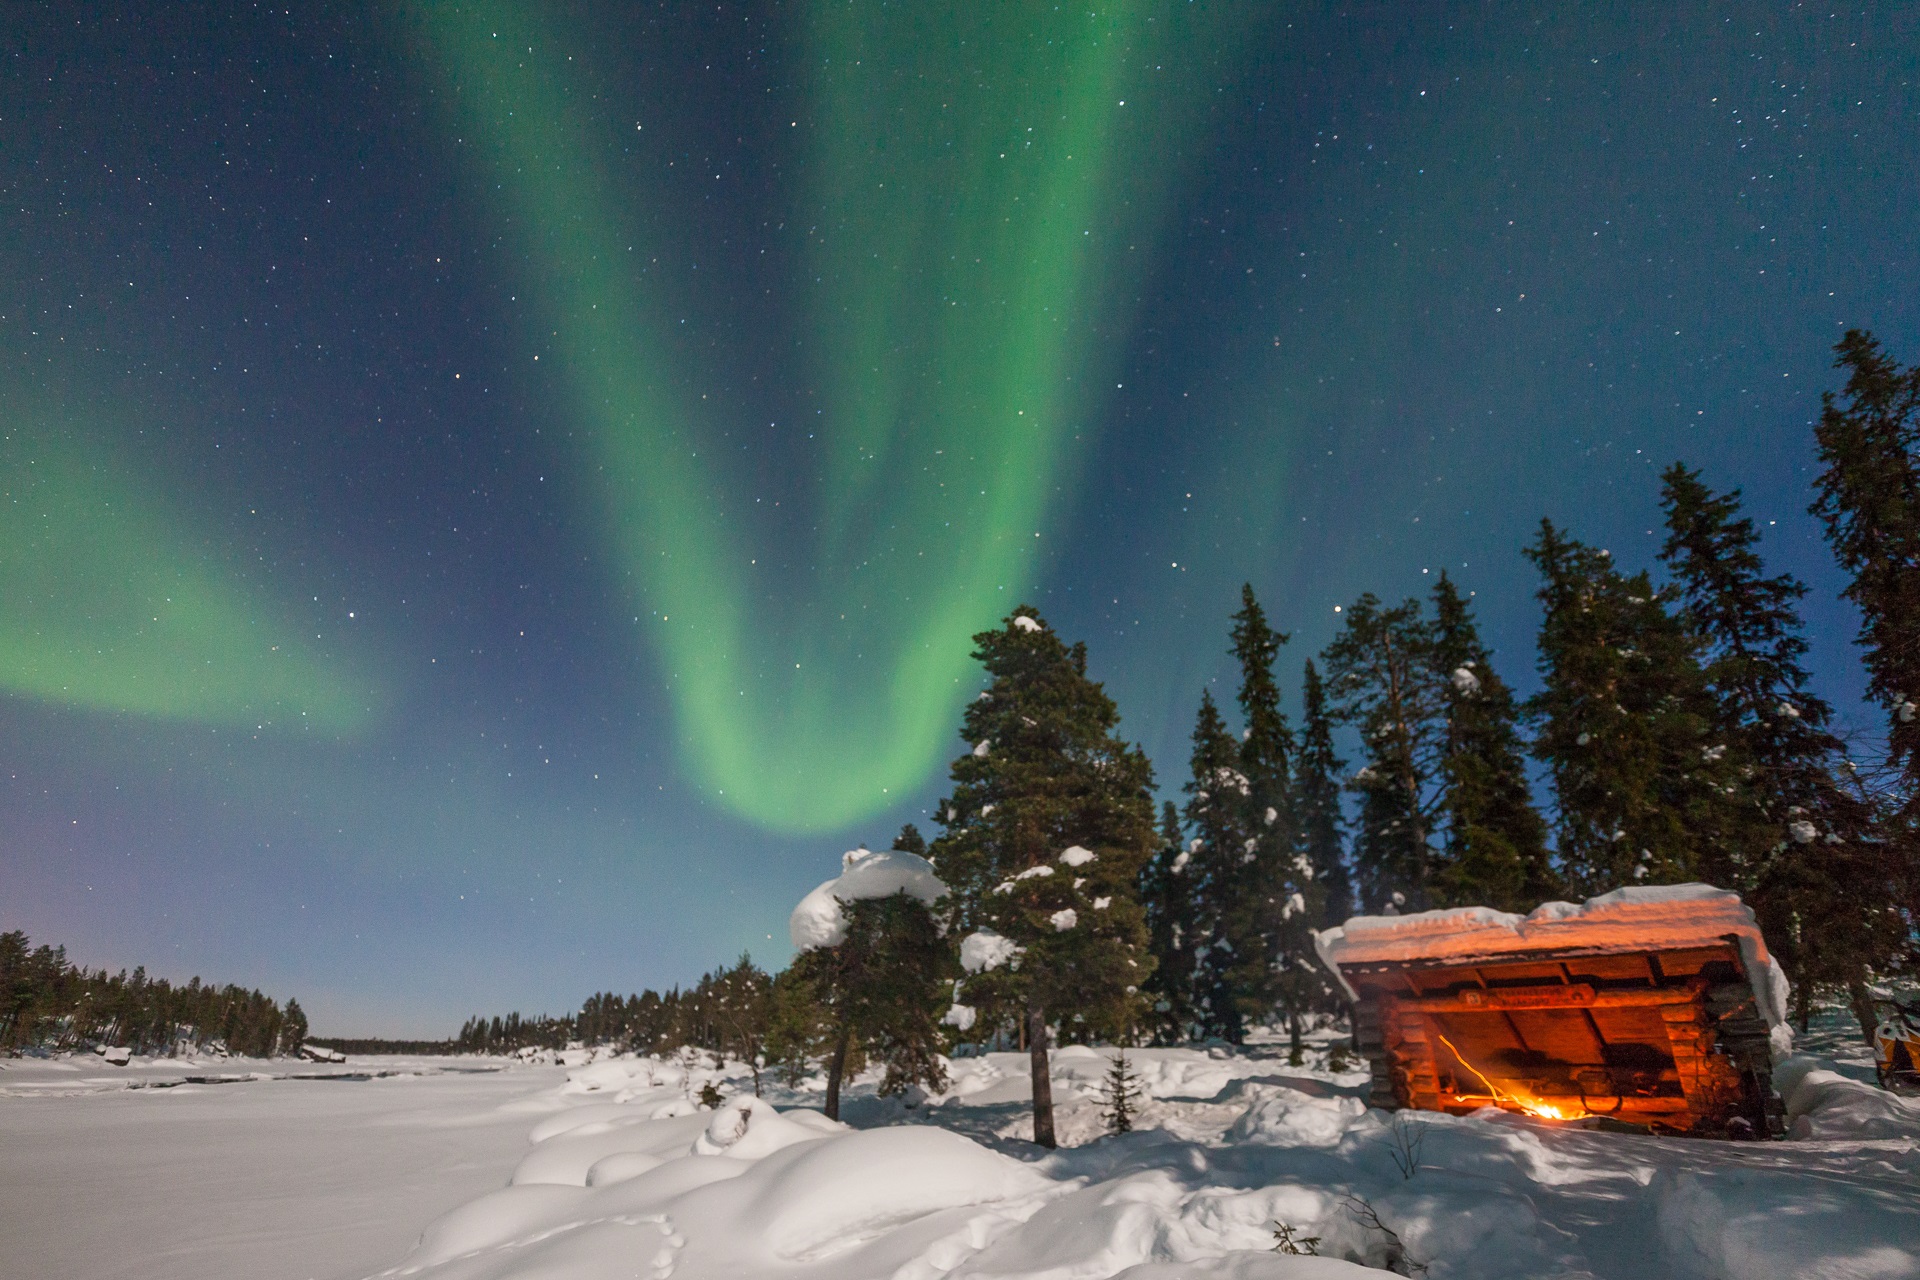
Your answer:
[3,2,1915,1036]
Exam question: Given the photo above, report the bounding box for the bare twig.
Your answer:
[1342,1195,1429,1277]
[1385,1111,1427,1180]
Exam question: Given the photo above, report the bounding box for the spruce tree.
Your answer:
[1182,689,1256,1042]
[1102,1049,1141,1134]
[933,607,1158,1148]
[1525,520,1740,893]
[1809,331,1920,804]
[707,956,774,1095]
[1296,660,1352,926]
[1322,595,1445,911]
[1808,330,1920,978]
[279,999,308,1057]
[1429,572,1554,911]
[1664,463,1897,1036]
[765,964,832,1086]
[1228,586,1321,1058]
[1138,800,1199,1044]
[788,833,952,1119]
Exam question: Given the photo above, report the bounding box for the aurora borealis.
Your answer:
[3,2,1915,1032]
[413,2,1252,831]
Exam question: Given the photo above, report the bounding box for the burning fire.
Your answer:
[1434,1032,1589,1122]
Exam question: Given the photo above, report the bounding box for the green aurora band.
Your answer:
[0,404,377,733]
[419,3,1246,833]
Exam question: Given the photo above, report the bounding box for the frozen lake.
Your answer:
[0,1057,567,1280]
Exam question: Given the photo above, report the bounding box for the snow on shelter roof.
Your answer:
[1314,884,1789,1034]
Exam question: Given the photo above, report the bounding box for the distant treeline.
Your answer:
[0,930,308,1057]
[456,958,768,1061]
[304,1036,456,1055]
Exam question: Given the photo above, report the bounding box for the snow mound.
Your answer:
[720,1126,1051,1259]
[690,1094,835,1159]
[1315,883,1789,1034]
[1777,1056,1920,1141]
[789,847,945,950]
[1227,1084,1370,1148]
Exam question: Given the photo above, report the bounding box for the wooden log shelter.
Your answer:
[1315,885,1787,1137]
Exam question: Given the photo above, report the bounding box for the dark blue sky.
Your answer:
[3,2,1914,1035]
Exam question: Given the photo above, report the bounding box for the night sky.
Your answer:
[4,2,1914,1035]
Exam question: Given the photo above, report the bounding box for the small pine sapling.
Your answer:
[697,1080,724,1110]
[1271,1222,1321,1256]
[1102,1048,1141,1134]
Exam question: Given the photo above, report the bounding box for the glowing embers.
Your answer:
[1432,1031,1595,1122]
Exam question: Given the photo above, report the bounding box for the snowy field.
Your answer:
[3,1028,1918,1280]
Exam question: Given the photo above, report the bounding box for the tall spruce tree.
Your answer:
[1526,520,1741,893]
[1810,331,1920,806]
[1297,659,1351,926]
[1228,586,1321,1057]
[1665,462,1900,1036]
[279,998,308,1056]
[1322,595,1445,912]
[934,607,1158,1148]
[1429,572,1554,911]
[1808,331,1920,990]
[1138,800,1199,1044]
[1182,689,1256,1042]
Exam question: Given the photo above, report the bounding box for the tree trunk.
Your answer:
[1793,962,1813,1035]
[1028,1004,1056,1148]
[1288,1008,1304,1067]
[1847,974,1880,1048]
[824,1023,851,1121]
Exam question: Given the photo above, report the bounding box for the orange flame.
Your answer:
[1433,1031,1587,1122]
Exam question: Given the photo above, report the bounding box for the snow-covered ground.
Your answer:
[4,1027,1917,1280]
